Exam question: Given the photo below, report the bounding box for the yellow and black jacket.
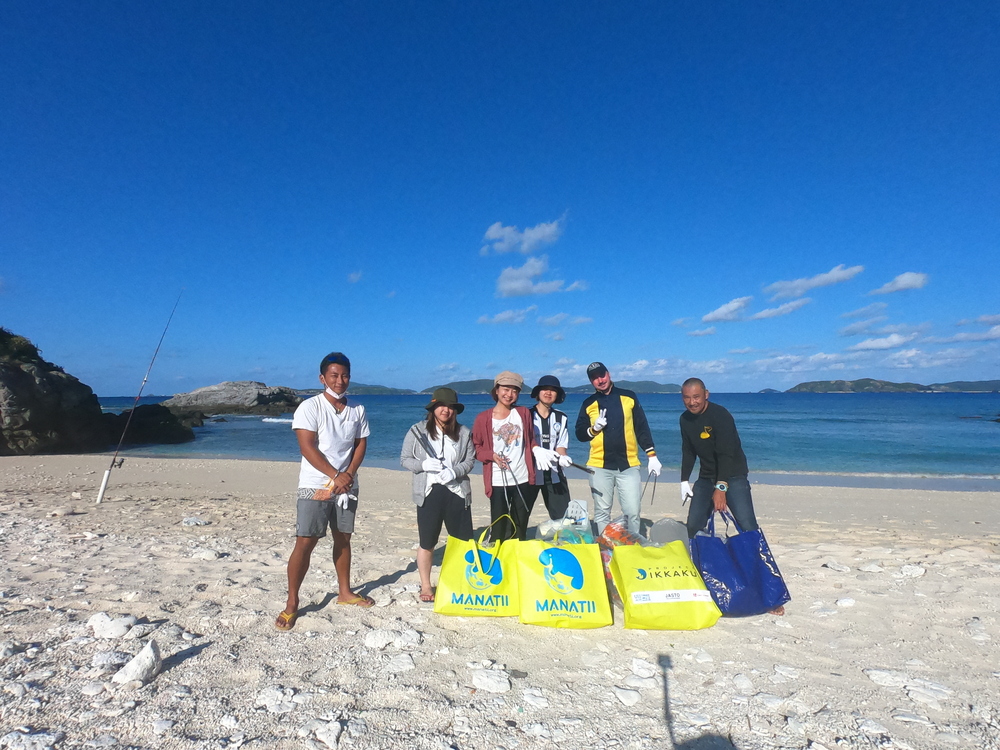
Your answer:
[574,386,656,471]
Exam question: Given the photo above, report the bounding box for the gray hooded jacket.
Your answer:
[400,421,476,507]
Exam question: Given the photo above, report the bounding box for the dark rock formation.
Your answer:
[103,404,195,445]
[161,381,302,415]
[0,328,108,455]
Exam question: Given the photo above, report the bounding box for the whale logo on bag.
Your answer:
[538,547,584,595]
[464,549,503,590]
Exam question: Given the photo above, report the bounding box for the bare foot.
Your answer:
[769,605,785,616]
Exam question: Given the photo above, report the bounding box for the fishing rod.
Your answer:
[96,292,183,504]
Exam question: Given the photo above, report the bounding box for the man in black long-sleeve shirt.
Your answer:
[679,377,759,539]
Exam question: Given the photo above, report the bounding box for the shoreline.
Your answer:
[2,454,998,749]
[101,449,1000,493]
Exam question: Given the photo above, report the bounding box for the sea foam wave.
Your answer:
[262,418,293,424]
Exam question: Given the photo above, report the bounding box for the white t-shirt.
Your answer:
[292,394,370,489]
[492,410,528,486]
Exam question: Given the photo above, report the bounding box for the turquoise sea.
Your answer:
[100,393,1000,492]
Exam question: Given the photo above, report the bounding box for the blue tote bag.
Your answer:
[690,511,790,617]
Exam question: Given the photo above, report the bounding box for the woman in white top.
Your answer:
[400,388,476,603]
[471,371,542,542]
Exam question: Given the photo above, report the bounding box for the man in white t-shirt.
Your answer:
[275,352,371,631]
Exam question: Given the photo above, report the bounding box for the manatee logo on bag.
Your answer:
[538,547,584,595]
[464,549,503,590]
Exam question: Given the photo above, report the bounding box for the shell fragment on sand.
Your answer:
[472,669,511,693]
[111,640,162,685]
[88,612,137,639]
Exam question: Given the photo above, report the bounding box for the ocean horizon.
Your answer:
[98,392,1000,492]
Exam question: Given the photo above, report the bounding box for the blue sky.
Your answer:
[2,2,998,395]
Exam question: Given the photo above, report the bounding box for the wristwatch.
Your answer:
[714,481,729,492]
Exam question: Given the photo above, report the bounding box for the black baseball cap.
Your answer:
[586,361,608,380]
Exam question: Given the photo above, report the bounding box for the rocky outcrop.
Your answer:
[161,381,302,416]
[103,404,195,445]
[0,329,107,455]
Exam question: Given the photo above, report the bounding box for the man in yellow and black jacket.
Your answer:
[575,362,661,535]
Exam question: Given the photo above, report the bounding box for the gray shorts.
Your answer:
[295,487,357,537]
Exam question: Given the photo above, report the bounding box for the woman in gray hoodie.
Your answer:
[400,387,477,603]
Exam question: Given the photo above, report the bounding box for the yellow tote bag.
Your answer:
[434,517,520,617]
[516,540,612,629]
[610,542,722,630]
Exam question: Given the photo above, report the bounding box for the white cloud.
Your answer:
[386,290,396,298]
[884,347,977,369]
[847,333,918,351]
[729,347,755,354]
[539,313,568,326]
[869,271,928,295]
[348,271,363,283]
[764,264,864,300]
[477,305,538,324]
[603,357,729,381]
[554,357,575,366]
[495,256,585,298]
[957,313,1000,326]
[565,280,589,292]
[839,317,888,336]
[546,331,565,341]
[481,217,563,255]
[749,298,812,320]
[434,362,459,372]
[538,312,591,327]
[672,318,690,327]
[702,296,753,322]
[841,302,887,319]
[688,327,716,337]
[749,351,864,374]
[928,325,1000,343]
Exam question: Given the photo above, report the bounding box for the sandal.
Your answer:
[337,595,375,608]
[419,592,435,603]
[274,610,298,630]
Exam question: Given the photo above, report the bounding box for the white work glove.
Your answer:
[647,455,662,477]
[680,481,693,504]
[591,409,608,434]
[438,468,456,484]
[531,446,557,471]
[336,493,355,509]
[557,453,573,468]
[421,457,444,473]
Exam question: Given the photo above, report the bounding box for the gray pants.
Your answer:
[590,466,641,535]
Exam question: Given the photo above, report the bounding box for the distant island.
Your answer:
[787,378,1000,393]
[299,382,417,396]
[421,379,681,394]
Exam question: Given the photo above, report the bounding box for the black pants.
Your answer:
[524,480,571,521]
[489,482,535,541]
[417,484,473,549]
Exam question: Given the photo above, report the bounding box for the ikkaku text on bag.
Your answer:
[609,541,722,630]
[434,517,520,617]
[516,540,612,629]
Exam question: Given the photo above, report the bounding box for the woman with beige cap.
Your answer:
[400,387,476,602]
[471,371,541,542]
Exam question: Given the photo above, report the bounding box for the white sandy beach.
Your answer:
[1,455,998,750]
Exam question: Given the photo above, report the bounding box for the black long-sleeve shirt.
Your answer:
[680,401,749,482]
[575,386,656,471]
